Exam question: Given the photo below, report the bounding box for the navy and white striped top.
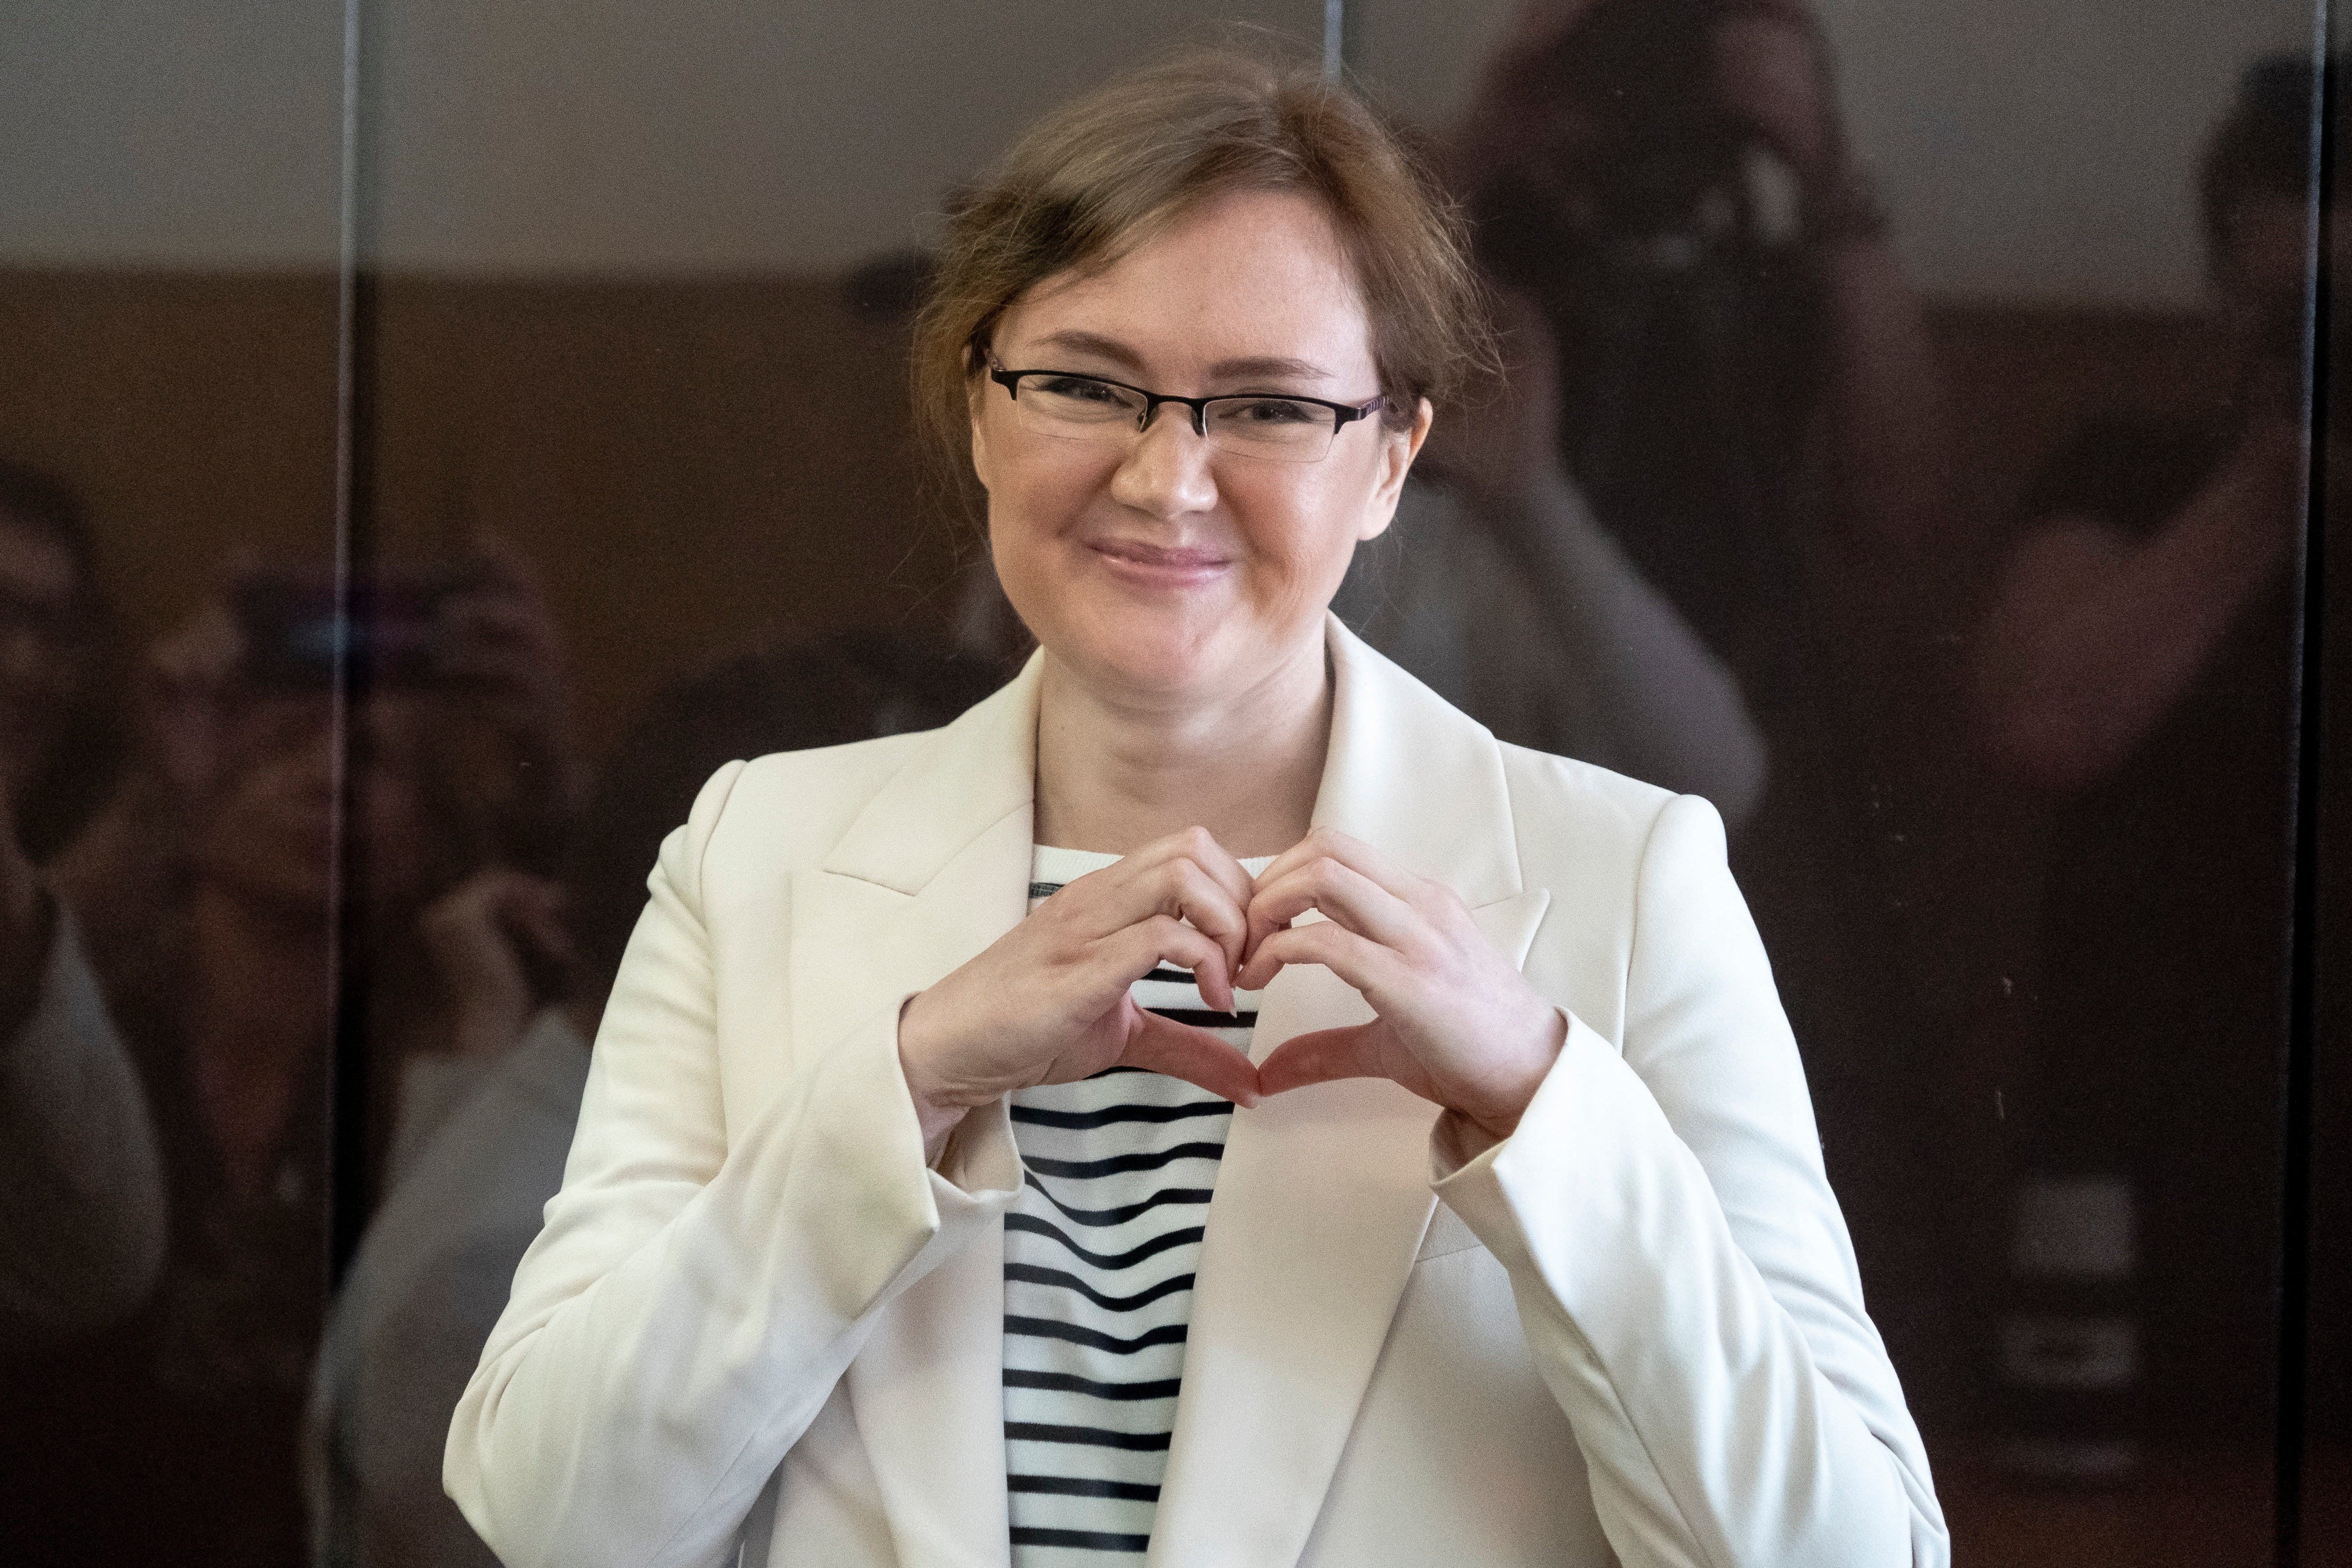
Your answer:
[1004,845,1269,1563]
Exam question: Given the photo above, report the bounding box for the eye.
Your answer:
[1031,374,1135,409]
[1220,397,1322,426]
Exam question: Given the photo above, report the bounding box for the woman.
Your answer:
[447,52,1944,1568]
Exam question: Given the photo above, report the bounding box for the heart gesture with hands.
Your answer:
[898,824,1565,1157]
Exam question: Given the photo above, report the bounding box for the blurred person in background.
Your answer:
[307,630,999,1568]
[5,544,579,1568]
[1451,0,1951,700]
[1971,55,2328,1473]
[1441,0,1961,1410]
[0,460,158,1343]
[1340,291,1769,822]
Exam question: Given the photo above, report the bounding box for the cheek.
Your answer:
[987,444,1112,557]
[1232,468,1376,589]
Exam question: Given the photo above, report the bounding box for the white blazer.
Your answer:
[446,618,1948,1568]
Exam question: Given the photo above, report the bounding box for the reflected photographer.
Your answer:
[1972,54,2329,1476]
[18,542,578,1568]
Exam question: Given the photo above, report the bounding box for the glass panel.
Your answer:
[1351,1,2322,1563]
[2301,11,2349,1560]
[320,7,1330,1568]
[0,3,349,1565]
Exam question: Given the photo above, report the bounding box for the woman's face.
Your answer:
[971,189,1428,709]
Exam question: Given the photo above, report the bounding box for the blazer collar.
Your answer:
[820,647,1043,894]
[820,615,1523,908]
[1311,614,1521,907]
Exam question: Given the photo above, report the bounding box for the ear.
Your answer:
[1358,397,1434,544]
[966,371,997,494]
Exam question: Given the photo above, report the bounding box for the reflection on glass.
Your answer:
[310,628,1002,1566]
[1971,53,2320,1485]
[0,1,2335,1564]
[0,461,156,1350]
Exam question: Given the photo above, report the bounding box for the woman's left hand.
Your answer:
[1238,828,1566,1143]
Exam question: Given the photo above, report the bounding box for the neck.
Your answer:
[1033,626,1331,860]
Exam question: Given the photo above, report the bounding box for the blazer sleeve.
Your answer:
[1431,792,1948,1568]
[443,760,1023,1568]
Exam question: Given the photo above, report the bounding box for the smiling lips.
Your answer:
[1086,536,1233,588]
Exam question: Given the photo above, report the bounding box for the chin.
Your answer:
[1061,603,1230,695]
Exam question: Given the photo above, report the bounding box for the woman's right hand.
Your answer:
[896,827,1263,1154]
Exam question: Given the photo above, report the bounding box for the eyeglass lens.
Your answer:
[1011,373,1345,460]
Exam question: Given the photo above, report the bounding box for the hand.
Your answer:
[419,868,576,1059]
[1240,829,1565,1143]
[436,539,571,743]
[897,828,1264,1153]
[1708,1,1847,190]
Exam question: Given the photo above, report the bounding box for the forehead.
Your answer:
[997,189,1374,381]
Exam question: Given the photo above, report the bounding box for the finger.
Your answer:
[1255,1023,1388,1097]
[1235,918,1394,998]
[1074,844,1248,993]
[1249,826,1411,898]
[1155,858,1250,992]
[1119,1009,1262,1108]
[1128,826,1255,919]
[1110,915,1239,1016]
[1246,854,1420,964]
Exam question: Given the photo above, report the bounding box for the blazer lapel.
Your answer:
[1149,619,1554,1568]
[787,657,1044,1568]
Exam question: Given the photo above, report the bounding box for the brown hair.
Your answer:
[912,47,1490,484]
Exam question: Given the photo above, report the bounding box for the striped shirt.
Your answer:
[1005,845,1268,1563]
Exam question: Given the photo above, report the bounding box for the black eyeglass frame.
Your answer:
[985,358,1388,447]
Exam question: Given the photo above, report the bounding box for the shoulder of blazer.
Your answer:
[691,730,939,892]
[1494,738,1680,895]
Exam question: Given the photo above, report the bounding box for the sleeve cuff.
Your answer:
[1428,1007,1593,1260]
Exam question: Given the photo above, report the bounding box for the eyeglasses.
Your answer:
[986,358,1386,464]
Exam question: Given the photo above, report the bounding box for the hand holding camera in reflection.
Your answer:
[1450,0,1953,676]
[1974,56,2326,797]
[418,867,577,1063]
[63,538,583,1205]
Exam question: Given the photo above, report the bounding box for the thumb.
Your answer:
[1256,1023,1388,1098]
[1118,1009,1263,1108]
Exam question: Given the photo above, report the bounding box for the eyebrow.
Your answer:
[1026,330,1335,386]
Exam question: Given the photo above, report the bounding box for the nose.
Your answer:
[1108,405,1219,519]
